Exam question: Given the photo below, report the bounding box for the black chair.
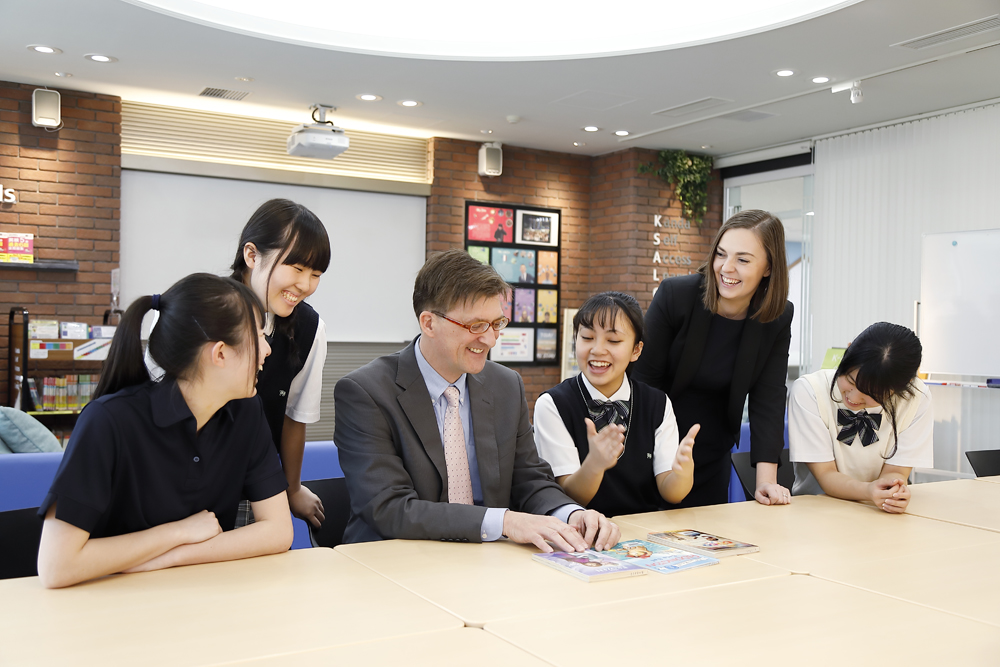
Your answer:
[732,449,794,501]
[301,478,351,548]
[966,449,1000,477]
[0,507,43,579]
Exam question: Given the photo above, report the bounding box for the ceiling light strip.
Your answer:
[121,101,430,184]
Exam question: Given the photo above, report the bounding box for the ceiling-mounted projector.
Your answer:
[287,104,349,159]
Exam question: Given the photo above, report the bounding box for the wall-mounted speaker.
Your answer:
[32,89,61,128]
[478,142,502,177]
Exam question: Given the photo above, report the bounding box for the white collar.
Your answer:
[580,371,631,402]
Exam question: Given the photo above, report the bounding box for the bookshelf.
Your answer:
[8,307,103,427]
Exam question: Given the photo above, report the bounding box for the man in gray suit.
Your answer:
[335,249,619,550]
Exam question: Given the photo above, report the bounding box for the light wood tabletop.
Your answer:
[484,574,1000,666]
[211,627,550,666]
[808,541,1000,628]
[0,548,463,667]
[613,494,1000,574]
[905,479,1000,532]
[336,522,789,627]
[974,475,1000,484]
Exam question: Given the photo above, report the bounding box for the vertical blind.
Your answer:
[812,102,1000,475]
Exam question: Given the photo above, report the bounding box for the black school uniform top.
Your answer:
[39,378,288,538]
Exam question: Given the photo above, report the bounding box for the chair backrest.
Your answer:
[966,449,1000,478]
[732,450,793,501]
[301,478,351,549]
[0,507,42,579]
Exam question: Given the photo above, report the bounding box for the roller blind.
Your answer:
[121,101,430,184]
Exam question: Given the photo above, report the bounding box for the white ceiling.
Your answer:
[3,0,999,158]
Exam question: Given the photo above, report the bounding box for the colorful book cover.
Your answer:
[467,245,491,266]
[501,293,512,321]
[490,247,536,284]
[604,539,719,574]
[646,530,759,557]
[467,205,513,243]
[0,232,34,263]
[513,288,535,324]
[536,328,557,361]
[537,289,557,324]
[532,550,648,583]
[537,251,558,285]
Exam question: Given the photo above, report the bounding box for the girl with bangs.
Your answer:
[789,322,933,512]
[231,199,332,528]
[534,292,700,516]
[37,274,292,588]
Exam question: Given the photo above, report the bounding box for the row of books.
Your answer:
[533,530,758,582]
[27,375,100,412]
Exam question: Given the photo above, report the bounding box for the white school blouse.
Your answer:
[789,368,933,496]
[533,373,680,477]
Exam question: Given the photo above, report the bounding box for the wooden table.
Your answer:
[484,575,1000,666]
[613,494,1000,574]
[214,627,549,666]
[808,541,1000,628]
[0,548,462,667]
[336,522,789,626]
[975,475,1000,484]
[904,479,1000,532]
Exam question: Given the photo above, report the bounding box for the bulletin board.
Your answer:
[465,202,561,366]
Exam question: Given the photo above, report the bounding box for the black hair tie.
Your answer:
[150,294,161,311]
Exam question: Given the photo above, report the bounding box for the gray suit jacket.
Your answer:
[334,338,573,544]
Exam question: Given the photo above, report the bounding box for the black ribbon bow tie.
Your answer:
[586,397,630,433]
[836,409,882,446]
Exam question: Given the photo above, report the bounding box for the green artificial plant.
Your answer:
[639,149,714,225]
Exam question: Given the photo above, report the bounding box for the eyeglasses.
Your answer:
[433,311,510,335]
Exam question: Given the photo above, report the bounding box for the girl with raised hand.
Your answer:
[231,199,331,528]
[534,291,700,517]
[789,322,932,513]
[37,273,292,588]
[632,209,793,508]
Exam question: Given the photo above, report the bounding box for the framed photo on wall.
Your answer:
[468,205,514,243]
[490,327,535,363]
[515,210,559,247]
[560,308,580,381]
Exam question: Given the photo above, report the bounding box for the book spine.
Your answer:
[27,378,40,411]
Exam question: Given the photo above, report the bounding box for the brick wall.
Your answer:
[427,137,723,409]
[0,81,121,406]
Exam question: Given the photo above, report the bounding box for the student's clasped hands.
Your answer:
[870,476,910,513]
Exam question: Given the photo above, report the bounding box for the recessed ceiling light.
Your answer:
[614,130,630,137]
[573,142,586,147]
[805,211,815,216]
[85,54,118,63]
[54,72,73,78]
[480,129,493,134]
[235,76,254,82]
[776,69,794,77]
[812,76,830,84]
[357,94,382,101]
[29,45,62,54]
[583,126,599,132]
[397,100,422,107]
[701,145,712,149]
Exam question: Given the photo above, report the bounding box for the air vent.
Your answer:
[719,110,777,122]
[198,87,251,101]
[892,15,1000,50]
[653,97,733,117]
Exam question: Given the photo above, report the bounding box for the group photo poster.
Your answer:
[515,210,560,247]
[464,201,561,365]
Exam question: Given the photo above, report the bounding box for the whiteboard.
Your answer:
[120,170,425,343]
[920,229,1000,376]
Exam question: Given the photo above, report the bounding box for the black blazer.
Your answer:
[631,273,793,466]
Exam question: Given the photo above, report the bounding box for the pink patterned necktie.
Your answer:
[442,386,474,504]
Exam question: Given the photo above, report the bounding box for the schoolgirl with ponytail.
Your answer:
[37,273,293,588]
[789,322,934,513]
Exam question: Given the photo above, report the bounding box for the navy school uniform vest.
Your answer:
[543,375,668,517]
[256,301,320,455]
